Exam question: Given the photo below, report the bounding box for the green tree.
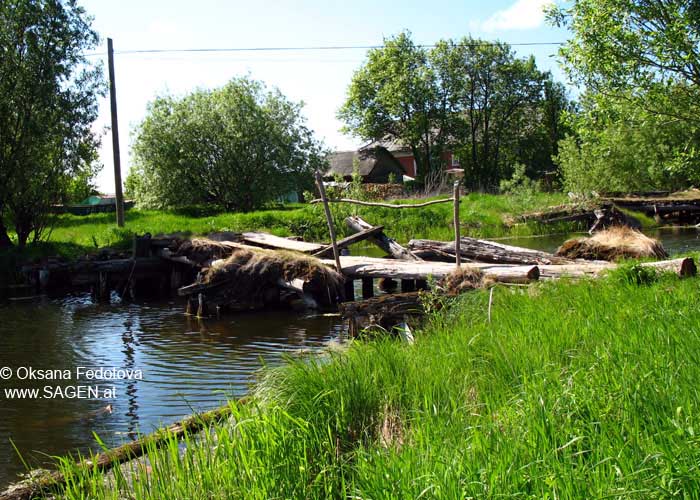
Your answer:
[339,32,568,189]
[0,0,103,248]
[548,0,700,192]
[128,77,325,212]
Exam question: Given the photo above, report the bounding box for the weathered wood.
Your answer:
[0,405,235,500]
[241,232,325,253]
[343,278,355,302]
[453,181,461,267]
[539,257,696,279]
[312,225,385,258]
[345,216,421,261]
[340,292,425,337]
[401,279,415,292]
[362,277,374,299]
[315,170,342,272]
[408,238,572,265]
[325,255,540,283]
[310,197,453,209]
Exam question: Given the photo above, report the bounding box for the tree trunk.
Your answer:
[0,224,12,248]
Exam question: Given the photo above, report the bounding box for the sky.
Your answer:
[80,0,572,193]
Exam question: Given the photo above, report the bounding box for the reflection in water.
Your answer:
[0,296,345,488]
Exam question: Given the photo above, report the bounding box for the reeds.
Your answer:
[54,273,700,499]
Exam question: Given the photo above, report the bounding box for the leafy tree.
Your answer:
[548,0,700,191]
[557,92,700,194]
[128,77,325,212]
[339,32,569,189]
[338,33,448,183]
[0,0,103,248]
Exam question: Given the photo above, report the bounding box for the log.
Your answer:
[345,216,421,261]
[638,257,697,278]
[408,238,572,265]
[240,232,325,254]
[339,292,425,336]
[324,255,540,283]
[312,225,385,258]
[0,405,235,500]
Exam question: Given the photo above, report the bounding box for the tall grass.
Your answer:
[56,274,700,498]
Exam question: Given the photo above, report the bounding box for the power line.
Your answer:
[85,41,565,57]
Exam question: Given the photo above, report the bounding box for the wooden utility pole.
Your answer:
[314,171,342,273]
[107,38,125,227]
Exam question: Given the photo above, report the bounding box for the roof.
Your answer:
[327,149,382,177]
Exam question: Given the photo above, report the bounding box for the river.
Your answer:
[0,226,698,488]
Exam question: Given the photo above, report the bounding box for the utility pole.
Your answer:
[107,38,125,227]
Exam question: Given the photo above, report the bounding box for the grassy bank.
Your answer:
[56,271,700,498]
[33,192,569,260]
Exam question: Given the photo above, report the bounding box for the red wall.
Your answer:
[395,152,458,178]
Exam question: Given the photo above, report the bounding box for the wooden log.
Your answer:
[325,256,540,283]
[345,216,421,261]
[340,292,425,336]
[408,238,572,265]
[638,257,697,277]
[312,225,385,258]
[0,405,235,500]
[241,232,325,254]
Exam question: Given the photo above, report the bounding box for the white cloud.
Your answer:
[480,0,553,32]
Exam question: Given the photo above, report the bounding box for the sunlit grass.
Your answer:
[56,273,700,498]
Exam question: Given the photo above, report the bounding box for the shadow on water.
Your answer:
[0,295,346,488]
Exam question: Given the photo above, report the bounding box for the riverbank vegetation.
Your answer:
[52,270,700,498]
[40,191,569,257]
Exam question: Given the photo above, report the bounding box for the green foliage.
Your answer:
[556,93,700,194]
[0,0,104,248]
[127,76,326,212]
[339,31,572,189]
[549,0,700,192]
[57,276,700,498]
[611,262,660,285]
[499,162,541,199]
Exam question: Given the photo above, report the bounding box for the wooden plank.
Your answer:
[310,197,453,209]
[312,225,385,258]
[241,232,325,253]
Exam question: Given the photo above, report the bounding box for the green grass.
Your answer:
[34,192,569,260]
[55,272,700,498]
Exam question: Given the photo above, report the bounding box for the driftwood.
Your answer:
[240,232,325,254]
[0,405,234,500]
[408,238,573,265]
[339,292,425,337]
[312,225,385,258]
[515,202,641,232]
[345,216,421,261]
[310,197,453,209]
[325,256,540,284]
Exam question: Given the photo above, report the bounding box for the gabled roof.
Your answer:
[327,148,393,177]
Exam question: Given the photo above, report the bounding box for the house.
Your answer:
[326,147,406,184]
[367,139,460,178]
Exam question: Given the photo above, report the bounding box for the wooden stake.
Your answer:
[453,180,461,267]
[107,38,125,228]
[315,171,342,273]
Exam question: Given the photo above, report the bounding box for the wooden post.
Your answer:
[315,171,342,273]
[107,38,125,228]
[453,180,461,268]
[343,279,355,302]
[362,278,374,299]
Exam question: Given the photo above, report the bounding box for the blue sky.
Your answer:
[81,0,572,192]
